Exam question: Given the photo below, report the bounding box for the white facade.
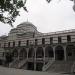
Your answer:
[0,22,75,73]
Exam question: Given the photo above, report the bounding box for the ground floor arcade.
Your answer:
[4,43,75,71]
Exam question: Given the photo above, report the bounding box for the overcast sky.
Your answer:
[0,0,75,36]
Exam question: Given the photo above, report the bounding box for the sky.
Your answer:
[0,0,75,36]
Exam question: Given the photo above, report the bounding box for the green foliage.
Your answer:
[0,0,27,26]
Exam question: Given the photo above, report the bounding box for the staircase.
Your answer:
[0,48,5,60]
[71,61,75,73]
[47,61,74,73]
[42,58,55,71]
[18,59,27,69]
[9,59,20,68]
[9,58,27,69]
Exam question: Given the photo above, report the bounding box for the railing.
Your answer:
[45,57,53,62]
[71,61,75,73]
[43,29,75,36]
[9,58,27,69]
[36,58,43,61]
[9,58,19,68]
[18,59,27,68]
[42,58,55,71]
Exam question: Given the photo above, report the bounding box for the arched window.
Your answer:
[45,46,54,58]
[55,45,64,60]
[19,48,27,60]
[28,47,34,58]
[36,47,44,58]
[66,45,75,60]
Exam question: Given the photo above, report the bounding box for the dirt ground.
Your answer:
[0,66,70,75]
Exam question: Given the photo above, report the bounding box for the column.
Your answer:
[34,62,36,71]
[53,46,55,60]
[34,47,36,70]
[18,49,20,60]
[34,48,36,61]
[64,46,67,61]
[43,47,45,65]
[26,48,29,60]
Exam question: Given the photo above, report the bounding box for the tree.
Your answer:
[73,0,75,11]
[0,0,28,26]
[0,0,74,26]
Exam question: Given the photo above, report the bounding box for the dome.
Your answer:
[9,21,38,35]
[17,21,37,31]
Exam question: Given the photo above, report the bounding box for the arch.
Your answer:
[19,48,27,60]
[55,45,64,60]
[5,52,13,63]
[36,63,43,71]
[66,45,75,60]
[28,47,34,58]
[45,46,54,58]
[36,47,44,58]
[12,49,18,58]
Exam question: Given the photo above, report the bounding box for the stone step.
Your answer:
[47,61,74,73]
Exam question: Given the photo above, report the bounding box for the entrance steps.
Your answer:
[9,59,27,69]
[9,59,20,68]
[47,61,74,73]
[0,48,5,60]
[18,59,27,69]
[42,58,55,71]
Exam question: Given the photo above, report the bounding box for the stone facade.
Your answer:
[0,22,75,72]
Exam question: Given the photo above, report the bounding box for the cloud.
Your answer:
[0,0,75,35]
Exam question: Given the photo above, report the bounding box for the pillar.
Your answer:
[43,47,45,65]
[64,46,67,61]
[34,48,36,61]
[34,62,36,71]
[18,49,20,60]
[34,47,36,70]
[26,48,29,60]
[53,46,55,60]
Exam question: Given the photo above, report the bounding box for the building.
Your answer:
[0,21,75,73]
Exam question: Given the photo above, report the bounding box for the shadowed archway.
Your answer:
[66,45,75,60]
[55,45,64,60]
[36,47,44,58]
[19,48,27,60]
[12,49,18,58]
[28,47,34,58]
[45,46,54,58]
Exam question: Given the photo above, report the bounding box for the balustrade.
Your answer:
[42,58,55,71]
[18,59,27,68]
[9,58,19,68]
[71,61,75,73]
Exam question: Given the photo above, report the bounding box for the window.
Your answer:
[50,37,53,44]
[42,38,45,45]
[4,43,6,48]
[58,36,61,43]
[8,42,10,47]
[26,40,29,46]
[35,39,38,45]
[18,41,21,47]
[13,41,15,47]
[67,35,71,42]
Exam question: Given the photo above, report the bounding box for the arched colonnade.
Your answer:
[10,44,75,61]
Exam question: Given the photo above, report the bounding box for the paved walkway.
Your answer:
[0,66,70,75]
